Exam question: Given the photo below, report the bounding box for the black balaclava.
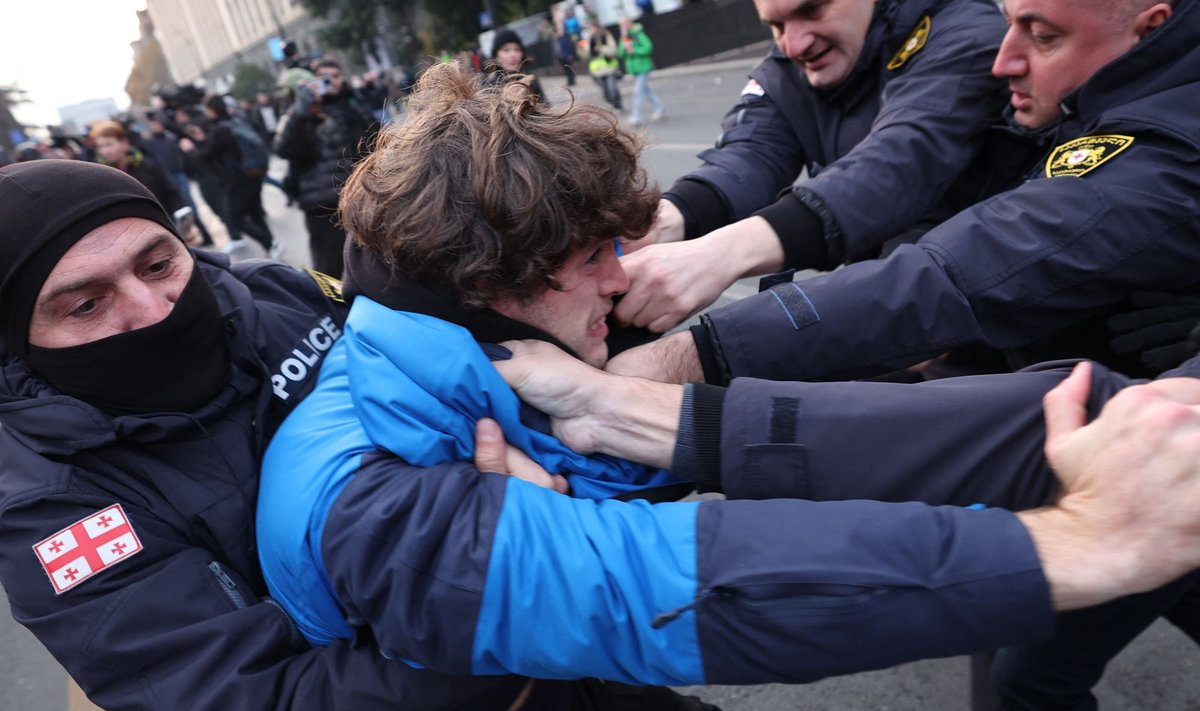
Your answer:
[0,160,230,414]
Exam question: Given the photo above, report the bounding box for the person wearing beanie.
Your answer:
[0,161,513,709]
[486,27,549,104]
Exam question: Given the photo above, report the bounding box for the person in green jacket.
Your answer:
[618,17,665,125]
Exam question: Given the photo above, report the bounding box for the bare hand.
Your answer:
[178,137,196,153]
[494,340,611,454]
[473,418,569,493]
[622,200,686,252]
[184,224,203,247]
[605,331,704,384]
[614,236,737,332]
[497,340,684,469]
[1021,362,1200,609]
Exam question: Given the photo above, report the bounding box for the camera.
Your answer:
[317,77,334,96]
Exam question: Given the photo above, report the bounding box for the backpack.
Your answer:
[227,116,270,176]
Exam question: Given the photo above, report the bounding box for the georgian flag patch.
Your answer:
[33,504,143,594]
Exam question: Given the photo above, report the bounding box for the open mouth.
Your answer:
[799,45,834,68]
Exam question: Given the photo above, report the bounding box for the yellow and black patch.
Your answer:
[305,268,344,303]
[887,16,931,70]
[1044,135,1134,178]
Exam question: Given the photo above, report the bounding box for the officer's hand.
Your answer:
[495,340,609,454]
[615,216,785,333]
[615,237,736,332]
[1108,291,1200,375]
[1022,362,1200,610]
[473,417,569,493]
[498,340,684,469]
[623,199,685,252]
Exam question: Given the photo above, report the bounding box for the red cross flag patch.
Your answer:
[33,504,143,594]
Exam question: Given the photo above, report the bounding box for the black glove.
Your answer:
[1108,291,1200,374]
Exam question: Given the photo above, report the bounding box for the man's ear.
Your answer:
[1134,2,1172,39]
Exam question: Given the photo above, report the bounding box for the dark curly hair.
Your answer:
[339,62,659,308]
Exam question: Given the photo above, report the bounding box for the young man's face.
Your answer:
[28,217,192,349]
[756,0,877,89]
[495,43,525,72]
[491,241,630,367]
[993,0,1170,128]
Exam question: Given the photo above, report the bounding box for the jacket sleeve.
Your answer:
[700,128,1200,382]
[273,109,320,165]
[662,57,809,238]
[789,3,1007,262]
[0,490,523,711]
[711,359,1139,504]
[325,455,1052,688]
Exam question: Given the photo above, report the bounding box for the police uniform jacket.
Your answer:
[0,253,527,710]
[664,0,1010,267]
[256,258,1058,692]
[695,0,1200,383]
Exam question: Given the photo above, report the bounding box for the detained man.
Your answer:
[256,63,1200,701]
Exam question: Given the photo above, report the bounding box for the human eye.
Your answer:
[1028,23,1059,45]
[69,297,101,318]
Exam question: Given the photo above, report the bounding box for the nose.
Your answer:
[118,278,176,332]
[599,246,630,297]
[991,29,1027,79]
[779,19,816,60]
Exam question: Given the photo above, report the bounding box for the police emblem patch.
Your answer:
[1044,135,1134,178]
[34,504,143,594]
[887,16,931,70]
[305,268,345,303]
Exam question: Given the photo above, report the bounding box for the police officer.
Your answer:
[609,0,1198,704]
[615,0,1015,332]
[0,160,528,710]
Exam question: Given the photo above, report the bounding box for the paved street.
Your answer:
[3,51,1200,710]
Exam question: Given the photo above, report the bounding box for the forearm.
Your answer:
[583,373,684,470]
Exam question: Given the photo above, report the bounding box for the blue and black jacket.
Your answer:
[665,0,1012,267]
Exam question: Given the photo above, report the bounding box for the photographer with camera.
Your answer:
[275,58,376,278]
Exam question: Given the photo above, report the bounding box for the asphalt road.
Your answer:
[3,50,1200,710]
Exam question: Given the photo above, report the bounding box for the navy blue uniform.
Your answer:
[665,0,1010,267]
[695,0,1200,383]
[0,254,527,710]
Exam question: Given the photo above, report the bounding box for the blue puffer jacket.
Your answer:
[259,296,1058,688]
[698,0,1200,383]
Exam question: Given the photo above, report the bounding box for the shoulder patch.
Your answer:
[33,504,143,595]
[887,15,931,70]
[1044,135,1134,178]
[305,268,344,303]
[740,78,766,98]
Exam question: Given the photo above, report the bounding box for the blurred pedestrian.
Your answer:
[487,28,548,104]
[89,120,200,246]
[142,116,215,246]
[585,18,622,112]
[182,95,278,257]
[617,17,663,125]
[275,59,376,277]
